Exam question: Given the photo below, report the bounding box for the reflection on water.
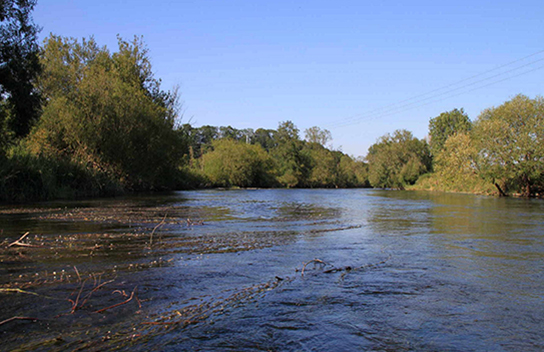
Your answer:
[0,189,543,351]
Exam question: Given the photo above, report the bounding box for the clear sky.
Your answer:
[34,0,544,157]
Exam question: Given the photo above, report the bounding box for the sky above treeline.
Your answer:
[35,1,543,157]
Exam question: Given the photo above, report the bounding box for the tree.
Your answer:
[29,35,185,190]
[304,126,332,147]
[473,94,544,197]
[366,129,431,189]
[428,108,471,157]
[201,139,274,187]
[273,121,311,187]
[0,0,41,138]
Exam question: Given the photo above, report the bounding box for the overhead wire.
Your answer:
[326,49,544,129]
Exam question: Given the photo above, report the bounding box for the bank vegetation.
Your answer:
[1,1,542,201]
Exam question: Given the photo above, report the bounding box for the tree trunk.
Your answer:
[494,182,507,197]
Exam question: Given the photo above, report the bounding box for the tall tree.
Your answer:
[473,94,544,197]
[428,108,471,157]
[0,0,41,138]
[273,121,311,187]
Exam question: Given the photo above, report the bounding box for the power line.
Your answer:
[331,63,544,129]
[326,49,544,129]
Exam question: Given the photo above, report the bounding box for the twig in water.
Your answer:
[301,259,329,277]
[0,288,40,296]
[8,232,41,248]
[79,279,115,309]
[150,214,167,247]
[74,266,81,283]
[94,286,137,313]
[69,280,86,314]
[0,316,39,326]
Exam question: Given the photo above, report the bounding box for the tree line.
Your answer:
[1,1,542,201]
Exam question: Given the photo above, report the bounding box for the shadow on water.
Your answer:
[0,189,543,351]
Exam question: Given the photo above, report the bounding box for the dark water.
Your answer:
[1,189,543,351]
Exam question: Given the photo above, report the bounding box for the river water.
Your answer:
[0,189,543,351]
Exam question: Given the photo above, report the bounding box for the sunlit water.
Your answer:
[1,189,543,351]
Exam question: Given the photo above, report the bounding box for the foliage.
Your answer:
[272,121,311,187]
[428,108,471,157]
[473,94,544,197]
[366,129,431,189]
[0,0,42,138]
[0,144,122,202]
[304,126,332,147]
[28,35,185,190]
[411,132,495,195]
[200,139,275,187]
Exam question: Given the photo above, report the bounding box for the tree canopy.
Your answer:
[366,129,431,189]
[28,35,185,190]
[0,0,41,139]
[428,108,471,157]
[473,94,544,197]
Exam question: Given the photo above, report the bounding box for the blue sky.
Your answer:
[34,1,543,157]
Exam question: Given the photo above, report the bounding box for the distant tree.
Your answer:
[273,121,311,187]
[366,129,431,189]
[428,108,471,157]
[253,128,277,151]
[304,126,332,146]
[201,139,275,187]
[218,125,240,140]
[473,94,544,197]
[0,0,41,138]
[306,144,338,187]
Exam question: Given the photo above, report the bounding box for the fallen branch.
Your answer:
[94,286,137,314]
[8,232,41,248]
[0,316,39,326]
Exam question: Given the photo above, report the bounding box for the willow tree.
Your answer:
[474,94,544,197]
[29,35,185,190]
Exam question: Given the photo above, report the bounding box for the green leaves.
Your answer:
[366,129,431,189]
[428,108,472,157]
[29,35,185,190]
[473,94,544,196]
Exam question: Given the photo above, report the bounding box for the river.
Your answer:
[1,189,543,351]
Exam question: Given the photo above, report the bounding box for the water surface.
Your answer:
[1,189,543,351]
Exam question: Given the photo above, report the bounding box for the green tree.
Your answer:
[366,129,431,189]
[201,139,274,187]
[29,35,185,190]
[473,94,544,197]
[273,121,311,187]
[253,128,277,151]
[428,108,471,157]
[304,126,332,146]
[0,0,41,138]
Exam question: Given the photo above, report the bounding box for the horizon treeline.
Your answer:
[1,3,542,201]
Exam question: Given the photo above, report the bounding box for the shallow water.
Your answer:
[1,189,543,351]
